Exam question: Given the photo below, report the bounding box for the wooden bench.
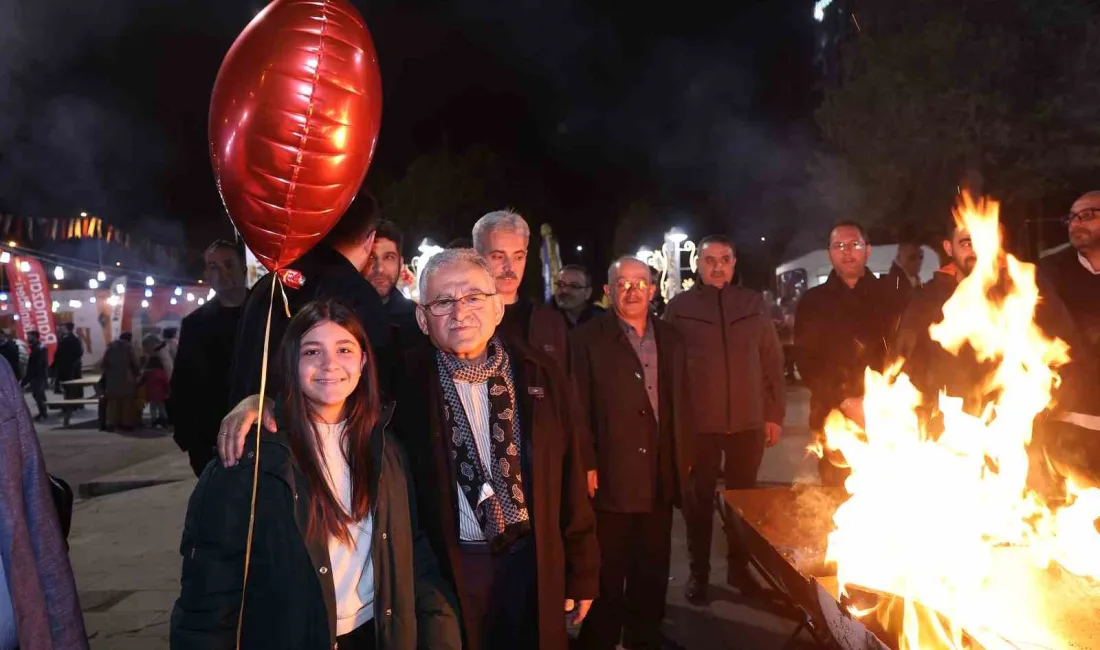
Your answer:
[46,399,100,427]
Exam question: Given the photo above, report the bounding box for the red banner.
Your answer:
[5,256,58,363]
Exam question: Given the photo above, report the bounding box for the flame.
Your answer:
[819,193,1100,649]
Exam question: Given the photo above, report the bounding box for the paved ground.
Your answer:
[31,386,820,650]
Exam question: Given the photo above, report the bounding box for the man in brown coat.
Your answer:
[473,210,570,368]
[663,235,786,604]
[571,256,693,650]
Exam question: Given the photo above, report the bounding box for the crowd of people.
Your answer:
[1,188,1097,650]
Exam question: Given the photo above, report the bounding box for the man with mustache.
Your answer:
[795,222,906,488]
[663,235,785,603]
[473,210,570,369]
[571,256,693,650]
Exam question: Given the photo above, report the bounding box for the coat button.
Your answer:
[246,451,254,460]
[382,533,388,540]
[319,566,328,574]
[385,608,393,617]
[639,447,647,454]
[639,409,647,416]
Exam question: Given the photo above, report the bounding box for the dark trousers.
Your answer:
[335,618,377,650]
[29,378,48,418]
[578,507,674,650]
[459,537,538,650]
[687,430,764,580]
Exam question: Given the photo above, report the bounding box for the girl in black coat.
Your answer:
[170,300,460,650]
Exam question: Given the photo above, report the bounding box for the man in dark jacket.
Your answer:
[474,210,570,369]
[0,330,21,381]
[0,357,88,650]
[217,249,600,650]
[894,219,1094,418]
[51,322,83,395]
[170,240,249,476]
[229,194,391,405]
[1040,191,1100,405]
[24,330,50,420]
[571,256,693,650]
[884,240,924,294]
[663,235,786,603]
[795,222,907,488]
[364,218,424,389]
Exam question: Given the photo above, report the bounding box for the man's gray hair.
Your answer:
[418,248,495,302]
[607,255,650,285]
[472,209,531,254]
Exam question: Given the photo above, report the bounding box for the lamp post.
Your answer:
[408,239,444,303]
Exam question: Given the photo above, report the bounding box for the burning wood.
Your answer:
[796,193,1100,649]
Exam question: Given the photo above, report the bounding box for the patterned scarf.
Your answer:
[436,337,531,551]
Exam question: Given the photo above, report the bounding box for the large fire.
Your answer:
[818,193,1100,649]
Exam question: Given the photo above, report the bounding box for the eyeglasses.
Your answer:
[556,282,589,291]
[615,279,650,292]
[829,241,866,252]
[420,292,496,316]
[1063,208,1099,226]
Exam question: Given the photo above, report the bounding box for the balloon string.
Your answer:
[236,273,280,649]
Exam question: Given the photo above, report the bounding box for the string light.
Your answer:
[52,284,59,289]
[115,284,125,295]
[170,298,178,305]
[6,241,15,247]
[106,296,119,307]
[186,293,195,302]
[141,300,149,308]
[54,265,64,280]
[0,293,6,301]
[68,300,82,308]
[97,271,106,282]
[19,261,30,272]
[115,261,121,267]
[174,287,182,296]
[207,288,216,300]
[89,296,97,304]
[0,252,9,264]
[197,298,205,306]
[144,288,152,298]
[51,301,59,313]
[145,276,155,286]
[89,279,99,289]
[12,315,18,321]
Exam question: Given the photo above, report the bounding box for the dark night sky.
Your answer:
[0,0,819,282]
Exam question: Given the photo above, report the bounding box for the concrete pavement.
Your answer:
[32,386,821,650]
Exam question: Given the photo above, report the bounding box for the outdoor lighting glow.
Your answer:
[115,261,121,267]
[761,236,766,242]
[80,211,88,217]
[68,300,82,309]
[97,271,106,282]
[6,241,15,247]
[170,298,178,305]
[418,238,443,256]
[144,288,152,298]
[576,245,583,252]
[0,252,9,264]
[106,296,119,307]
[207,288,216,300]
[198,279,203,284]
[52,284,58,289]
[197,298,205,306]
[813,0,834,21]
[145,276,154,286]
[54,266,64,280]
[89,279,99,289]
[89,296,96,304]
[12,315,18,321]
[51,301,59,313]
[0,293,6,301]
[24,301,31,309]
[141,300,149,308]
[666,228,688,244]
[186,293,195,302]
[174,286,182,296]
[115,284,125,295]
[19,261,30,272]
[636,248,653,260]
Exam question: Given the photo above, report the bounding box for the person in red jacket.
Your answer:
[141,349,171,428]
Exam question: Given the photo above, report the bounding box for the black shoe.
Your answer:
[684,574,709,605]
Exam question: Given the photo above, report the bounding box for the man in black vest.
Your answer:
[571,256,693,650]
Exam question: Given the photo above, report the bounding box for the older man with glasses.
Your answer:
[794,221,907,488]
[570,256,694,650]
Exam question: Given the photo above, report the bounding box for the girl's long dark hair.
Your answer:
[279,300,380,544]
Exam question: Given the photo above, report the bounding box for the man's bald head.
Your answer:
[1068,191,1100,253]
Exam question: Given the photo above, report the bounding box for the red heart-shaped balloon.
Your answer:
[210,0,383,272]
